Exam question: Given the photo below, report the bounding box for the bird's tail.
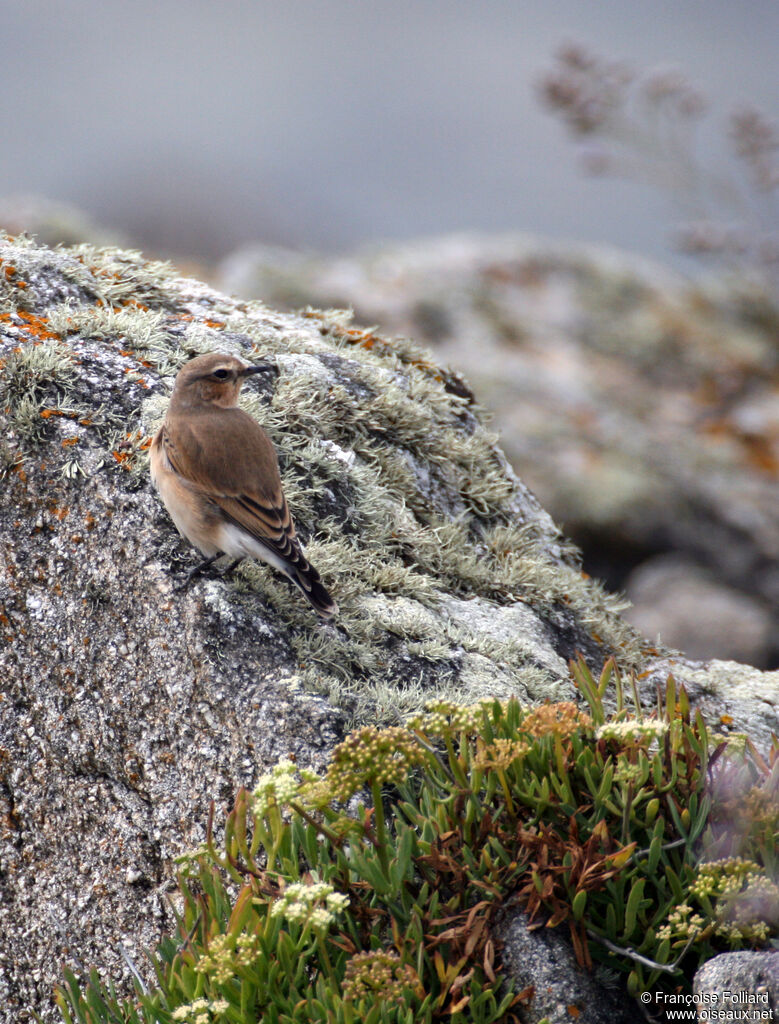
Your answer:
[289,561,339,619]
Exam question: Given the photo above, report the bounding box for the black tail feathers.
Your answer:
[290,562,338,619]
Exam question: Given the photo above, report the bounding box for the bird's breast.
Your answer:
[150,431,222,558]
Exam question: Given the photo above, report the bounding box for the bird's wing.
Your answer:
[161,409,299,557]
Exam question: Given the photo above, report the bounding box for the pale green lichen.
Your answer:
[0,338,78,441]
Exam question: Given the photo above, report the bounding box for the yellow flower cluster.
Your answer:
[473,737,529,771]
[324,727,427,801]
[707,866,778,943]
[192,933,257,986]
[342,949,420,1005]
[407,699,499,738]
[613,759,646,786]
[690,859,763,898]
[268,881,350,931]
[658,860,779,946]
[655,902,708,942]
[171,997,230,1023]
[253,759,322,815]
[520,702,592,740]
[743,785,779,830]
[596,718,668,743]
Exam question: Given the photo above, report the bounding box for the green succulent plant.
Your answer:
[54,659,778,1024]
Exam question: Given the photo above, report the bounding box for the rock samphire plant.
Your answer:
[56,660,778,1024]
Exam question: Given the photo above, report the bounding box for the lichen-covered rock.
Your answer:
[1,235,776,1022]
[694,951,779,1019]
[641,657,779,754]
[0,235,637,1021]
[218,234,779,667]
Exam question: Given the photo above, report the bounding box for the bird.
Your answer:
[150,351,338,619]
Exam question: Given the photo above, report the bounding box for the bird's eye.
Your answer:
[212,369,230,380]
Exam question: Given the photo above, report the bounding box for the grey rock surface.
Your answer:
[640,658,779,754]
[694,951,778,1021]
[626,555,775,666]
[497,913,637,1024]
[218,234,779,667]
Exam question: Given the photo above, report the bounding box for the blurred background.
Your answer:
[2,1,777,667]
[1,0,777,264]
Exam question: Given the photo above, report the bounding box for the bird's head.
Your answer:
[171,352,275,409]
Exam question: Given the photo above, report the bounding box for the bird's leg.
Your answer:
[172,553,221,591]
[215,557,244,576]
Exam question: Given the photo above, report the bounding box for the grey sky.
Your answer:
[1,1,776,265]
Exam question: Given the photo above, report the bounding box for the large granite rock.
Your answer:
[218,234,779,668]
[694,951,779,1022]
[497,913,636,1024]
[0,235,776,1021]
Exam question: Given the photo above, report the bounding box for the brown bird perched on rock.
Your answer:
[150,351,338,619]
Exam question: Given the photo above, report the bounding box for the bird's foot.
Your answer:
[216,557,244,577]
[171,555,243,591]
[171,554,220,591]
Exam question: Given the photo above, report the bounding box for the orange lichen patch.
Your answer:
[0,310,61,341]
[61,437,79,448]
[322,323,382,351]
[701,417,735,438]
[84,512,97,531]
[112,431,151,467]
[703,417,778,475]
[40,409,64,419]
[1,265,27,288]
[49,504,70,521]
[89,266,124,281]
[12,464,26,483]
[203,319,225,329]
[720,714,734,726]
[123,369,150,387]
[78,417,92,426]
[118,349,153,370]
[324,321,473,397]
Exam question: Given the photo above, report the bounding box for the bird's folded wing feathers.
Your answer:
[160,415,302,562]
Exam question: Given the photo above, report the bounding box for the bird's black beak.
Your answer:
[241,361,278,377]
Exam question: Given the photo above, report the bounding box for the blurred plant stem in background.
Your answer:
[539,43,779,298]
